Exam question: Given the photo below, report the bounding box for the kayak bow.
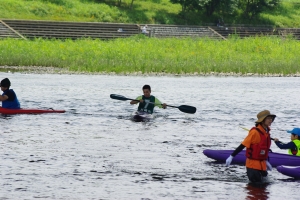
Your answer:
[203,149,300,167]
[0,107,65,115]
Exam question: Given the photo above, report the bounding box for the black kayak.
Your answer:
[131,111,153,122]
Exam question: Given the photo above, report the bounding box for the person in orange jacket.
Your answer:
[226,110,276,183]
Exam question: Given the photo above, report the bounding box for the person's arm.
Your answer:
[231,144,246,157]
[154,97,166,109]
[130,96,142,104]
[0,94,8,101]
[226,129,257,167]
[0,90,15,102]
[275,141,296,150]
[226,144,245,166]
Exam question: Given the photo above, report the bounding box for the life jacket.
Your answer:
[288,140,300,156]
[2,89,21,109]
[246,127,271,160]
[137,95,155,114]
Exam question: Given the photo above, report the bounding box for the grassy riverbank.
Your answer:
[1,36,299,75]
[1,0,300,27]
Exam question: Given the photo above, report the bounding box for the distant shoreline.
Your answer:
[1,66,300,77]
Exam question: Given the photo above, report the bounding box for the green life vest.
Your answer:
[137,95,155,114]
[288,140,300,156]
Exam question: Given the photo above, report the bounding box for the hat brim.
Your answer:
[255,114,276,123]
[287,130,300,136]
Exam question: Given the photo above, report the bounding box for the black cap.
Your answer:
[0,78,11,87]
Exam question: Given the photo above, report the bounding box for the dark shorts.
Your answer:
[246,167,268,183]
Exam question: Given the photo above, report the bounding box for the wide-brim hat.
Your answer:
[255,110,276,123]
[287,128,300,136]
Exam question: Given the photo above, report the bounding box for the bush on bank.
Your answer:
[0,36,299,75]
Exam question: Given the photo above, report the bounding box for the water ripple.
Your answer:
[1,74,300,199]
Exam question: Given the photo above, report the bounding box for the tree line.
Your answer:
[170,0,280,20]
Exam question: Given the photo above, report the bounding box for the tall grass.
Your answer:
[1,36,299,75]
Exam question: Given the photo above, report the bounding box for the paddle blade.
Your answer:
[110,94,130,101]
[178,105,197,114]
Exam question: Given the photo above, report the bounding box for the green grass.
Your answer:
[1,36,299,75]
[1,0,300,27]
[1,0,299,75]
[260,1,300,27]
[0,0,180,24]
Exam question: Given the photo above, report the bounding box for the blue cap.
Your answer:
[287,128,300,136]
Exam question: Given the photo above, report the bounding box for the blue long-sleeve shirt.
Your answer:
[275,141,297,151]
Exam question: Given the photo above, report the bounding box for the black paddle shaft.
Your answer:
[110,94,196,114]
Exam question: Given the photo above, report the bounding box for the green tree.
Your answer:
[170,0,238,18]
[170,0,199,13]
[240,0,280,19]
[197,0,238,17]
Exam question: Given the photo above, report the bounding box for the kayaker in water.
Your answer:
[273,128,300,156]
[0,78,21,109]
[225,110,276,183]
[130,84,166,114]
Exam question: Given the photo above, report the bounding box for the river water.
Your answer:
[1,73,300,199]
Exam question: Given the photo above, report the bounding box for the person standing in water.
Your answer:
[225,110,276,183]
[130,85,166,114]
[0,78,20,109]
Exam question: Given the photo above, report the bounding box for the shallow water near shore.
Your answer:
[1,73,300,199]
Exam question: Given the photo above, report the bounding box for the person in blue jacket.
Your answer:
[0,78,20,109]
[273,128,300,156]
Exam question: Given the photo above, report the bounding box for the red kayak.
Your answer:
[0,107,65,114]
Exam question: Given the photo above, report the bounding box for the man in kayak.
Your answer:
[273,128,300,156]
[225,110,276,182]
[0,78,21,109]
[130,85,166,114]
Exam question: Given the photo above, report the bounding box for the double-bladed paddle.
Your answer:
[110,94,196,114]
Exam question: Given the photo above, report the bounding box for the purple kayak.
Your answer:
[203,149,300,167]
[277,165,300,179]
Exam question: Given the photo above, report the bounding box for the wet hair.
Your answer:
[142,85,151,92]
[255,121,263,127]
[0,78,11,88]
[255,121,270,131]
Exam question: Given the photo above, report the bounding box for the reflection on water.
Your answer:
[245,183,269,200]
[1,73,300,199]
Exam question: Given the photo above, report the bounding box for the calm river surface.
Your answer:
[1,73,300,199]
